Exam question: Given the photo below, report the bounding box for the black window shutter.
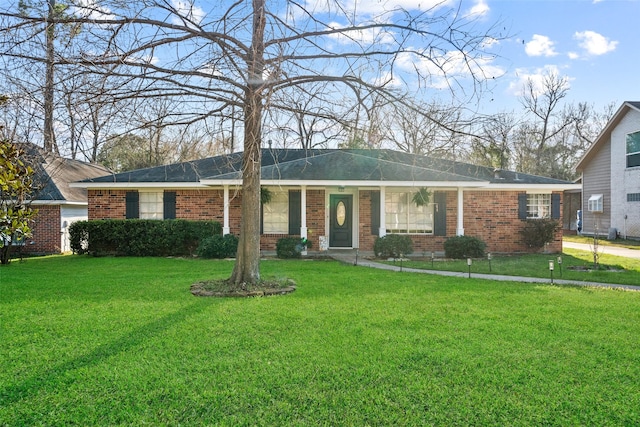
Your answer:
[434,192,447,236]
[260,202,264,234]
[164,191,176,219]
[370,190,380,236]
[125,191,139,219]
[518,193,528,220]
[551,193,561,219]
[288,190,301,235]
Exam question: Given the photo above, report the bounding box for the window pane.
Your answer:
[263,191,288,233]
[626,131,640,154]
[627,152,640,168]
[139,192,163,220]
[527,193,551,219]
[385,191,433,233]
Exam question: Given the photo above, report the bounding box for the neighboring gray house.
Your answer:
[575,101,640,239]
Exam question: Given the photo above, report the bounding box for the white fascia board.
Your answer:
[469,183,582,191]
[31,200,88,206]
[201,179,490,188]
[69,182,205,189]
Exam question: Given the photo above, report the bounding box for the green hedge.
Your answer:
[69,219,221,257]
[276,237,312,259]
[196,234,239,259]
[443,235,486,259]
[374,234,413,258]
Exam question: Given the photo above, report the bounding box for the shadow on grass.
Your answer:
[0,301,207,409]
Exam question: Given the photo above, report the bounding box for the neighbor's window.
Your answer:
[139,192,163,220]
[385,191,434,234]
[527,193,551,219]
[626,131,640,168]
[588,194,603,212]
[263,191,288,233]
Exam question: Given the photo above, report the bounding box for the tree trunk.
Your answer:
[229,0,265,285]
[43,0,56,154]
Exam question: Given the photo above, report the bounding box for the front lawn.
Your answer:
[381,248,640,286]
[1,256,639,425]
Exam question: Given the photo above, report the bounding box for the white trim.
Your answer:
[73,180,579,193]
[31,200,88,206]
[300,186,307,239]
[457,187,464,236]
[223,186,230,235]
[379,186,387,237]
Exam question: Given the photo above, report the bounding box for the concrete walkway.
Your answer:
[327,250,640,292]
[563,241,640,260]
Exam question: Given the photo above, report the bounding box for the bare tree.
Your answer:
[2,0,504,285]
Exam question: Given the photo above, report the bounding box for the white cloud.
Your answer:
[567,52,579,60]
[326,21,397,45]
[72,0,115,20]
[397,49,504,90]
[299,0,454,17]
[507,65,571,97]
[466,0,490,18]
[170,0,205,26]
[525,35,558,57]
[574,30,618,56]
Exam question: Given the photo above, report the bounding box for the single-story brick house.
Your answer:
[72,149,579,254]
[22,145,111,254]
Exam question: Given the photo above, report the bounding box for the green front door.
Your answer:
[329,194,352,248]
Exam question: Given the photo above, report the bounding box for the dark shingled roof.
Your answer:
[21,144,111,202]
[80,148,573,185]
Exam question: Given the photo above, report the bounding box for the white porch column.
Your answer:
[457,187,465,236]
[223,185,230,235]
[300,186,308,239]
[379,186,387,237]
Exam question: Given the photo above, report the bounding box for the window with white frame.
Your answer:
[588,194,603,212]
[627,131,640,168]
[263,191,288,233]
[385,191,434,234]
[526,193,551,219]
[139,192,163,220]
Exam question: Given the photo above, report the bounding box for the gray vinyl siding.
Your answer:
[581,139,611,235]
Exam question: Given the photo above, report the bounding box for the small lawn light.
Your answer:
[487,252,492,272]
[431,251,435,268]
[549,259,555,284]
[400,253,404,272]
[467,257,472,278]
[557,256,563,277]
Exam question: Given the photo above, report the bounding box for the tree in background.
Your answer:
[0,138,38,265]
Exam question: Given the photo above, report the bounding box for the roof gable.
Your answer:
[575,101,640,172]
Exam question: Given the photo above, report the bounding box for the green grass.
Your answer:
[382,249,640,285]
[1,256,639,425]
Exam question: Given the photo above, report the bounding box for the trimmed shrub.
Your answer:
[276,237,311,259]
[69,219,221,257]
[444,235,486,259]
[196,234,238,259]
[374,234,413,258]
[520,218,561,250]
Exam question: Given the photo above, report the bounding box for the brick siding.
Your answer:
[21,204,61,254]
[88,187,563,255]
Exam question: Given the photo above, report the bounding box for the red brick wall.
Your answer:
[89,190,127,219]
[88,188,563,254]
[462,190,563,254]
[358,190,562,254]
[22,204,60,254]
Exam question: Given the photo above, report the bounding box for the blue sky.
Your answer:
[476,0,639,113]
